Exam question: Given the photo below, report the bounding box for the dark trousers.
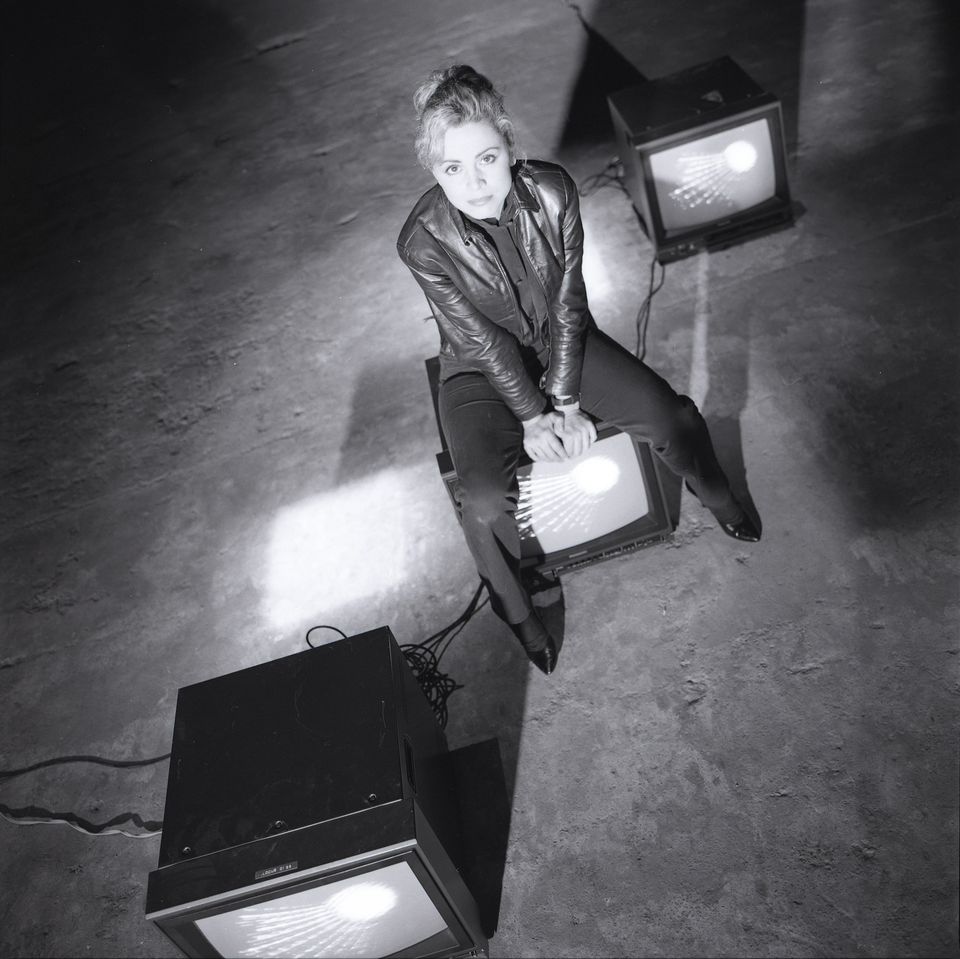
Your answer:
[438,327,742,624]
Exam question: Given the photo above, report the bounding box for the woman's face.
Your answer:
[431,120,513,221]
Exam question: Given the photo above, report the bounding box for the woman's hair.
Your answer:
[413,64,519,170]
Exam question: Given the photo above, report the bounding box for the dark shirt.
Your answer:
[466,189,551,347]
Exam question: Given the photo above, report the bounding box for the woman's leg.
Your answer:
[438,372,532,624]
[579,327,745,525]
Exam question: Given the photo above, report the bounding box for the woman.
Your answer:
[397,65,760,675]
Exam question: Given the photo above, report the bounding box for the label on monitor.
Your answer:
[255,861,299,881]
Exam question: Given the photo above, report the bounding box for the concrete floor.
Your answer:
[1,0,957,956]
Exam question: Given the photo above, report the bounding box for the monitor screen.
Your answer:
[194,861,456,959]
[648,116,776,232]
[517,431,649,556]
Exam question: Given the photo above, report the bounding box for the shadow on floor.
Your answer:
[334,356,439,485]
[556,3,648,155]
[556,0,806,159]
[0,0,258,274]
[704,414,760,528]
[449,738,511,938]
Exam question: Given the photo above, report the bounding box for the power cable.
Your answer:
[0,752,170,781]
[578,157,667,360]
[0,752,170,837]
[634,255,665,361]
[578,156,630,199]
[303,580,488,730]
[0,804,162,838]
[305,624,348,647]
[399,580,487,730]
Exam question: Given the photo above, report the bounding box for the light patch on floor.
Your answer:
[264,465,421,630]
[689,250,711,408]
[581,220,613,305]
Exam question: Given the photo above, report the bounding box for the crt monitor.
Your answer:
[145,627,488,958]
[509,424,672,574]
[151,840,477,959]
[608,56,793,262]
[424,356,673,574]
[425,357,672,577]
[435,428,673,577]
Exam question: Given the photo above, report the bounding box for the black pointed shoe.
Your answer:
[528,635,558,675]
[684,482,762,543]
[508,610,559,675]
[720,513,761,542]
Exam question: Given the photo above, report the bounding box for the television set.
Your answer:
[608,56,794,263]
[425,358,673,577]
[145,627,488,959]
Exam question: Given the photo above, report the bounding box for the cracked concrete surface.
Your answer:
[1,0,957,956]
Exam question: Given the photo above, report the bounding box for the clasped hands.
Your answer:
[521,410,597,462]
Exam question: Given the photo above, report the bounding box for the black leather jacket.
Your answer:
[397,159,594,421]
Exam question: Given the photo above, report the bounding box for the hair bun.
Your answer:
[413,64,488,119]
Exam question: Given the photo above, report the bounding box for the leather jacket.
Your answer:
[397,159,594,421]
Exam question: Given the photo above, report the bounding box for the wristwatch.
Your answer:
[550,393,581,414]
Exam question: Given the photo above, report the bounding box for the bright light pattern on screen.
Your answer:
[722,140,758,173]
[328,883,396,922]
[517,432,648,555]
[649,117,775,231]
[195,862,451,958]
[571,456,620,495]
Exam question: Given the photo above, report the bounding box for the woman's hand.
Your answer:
[522,412,567,462]
[554,410,597,458]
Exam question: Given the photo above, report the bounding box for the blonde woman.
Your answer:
[398,65,760,674]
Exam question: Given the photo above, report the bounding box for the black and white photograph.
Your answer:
[1,1,956,957]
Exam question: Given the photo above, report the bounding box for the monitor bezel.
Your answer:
[630,97,792,260]
[153,846,475,959]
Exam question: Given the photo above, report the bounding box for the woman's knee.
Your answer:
[649,394,705,453]
[456,474,516,526]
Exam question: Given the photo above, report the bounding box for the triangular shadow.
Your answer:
[557,5,647,152]
[448,738,511,938]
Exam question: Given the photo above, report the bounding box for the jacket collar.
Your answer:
[443,162,542,245]
[512,164,541,213]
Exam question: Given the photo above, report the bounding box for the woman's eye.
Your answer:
[480,153,496,165]
[444,164,460,175]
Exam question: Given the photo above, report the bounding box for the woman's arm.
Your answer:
[543,169,591,403]
[400,245,547,422]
